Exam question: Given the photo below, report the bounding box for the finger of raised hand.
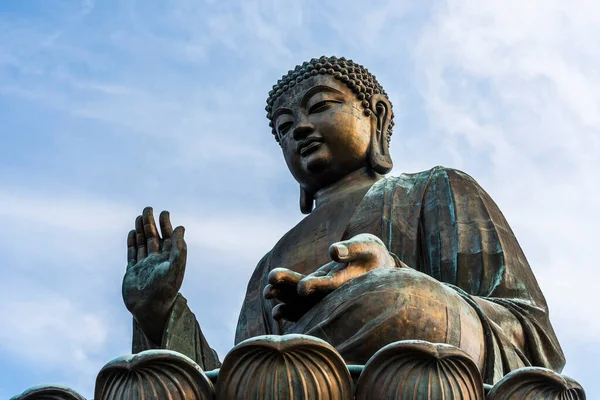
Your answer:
[329,233,386,263]
[135,215,147,262]
[268,268,305,286]
[142,207,160,254]
[127,230,137,268]
[159,210,173,252]
[169,226,187,264]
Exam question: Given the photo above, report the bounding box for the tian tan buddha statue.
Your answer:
[122,56,565,385]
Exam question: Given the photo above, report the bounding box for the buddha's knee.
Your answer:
[352,268,486,367]
[388,268,485,367]
[294,268,485,367]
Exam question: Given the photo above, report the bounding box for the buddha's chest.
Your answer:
[270,194,367,276]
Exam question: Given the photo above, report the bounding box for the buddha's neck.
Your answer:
[313,167,383,209]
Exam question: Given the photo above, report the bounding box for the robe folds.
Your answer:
[132,166,565,384]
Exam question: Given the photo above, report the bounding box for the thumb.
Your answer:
[329,233,385,263]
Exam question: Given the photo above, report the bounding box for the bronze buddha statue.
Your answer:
[121,56,565,385]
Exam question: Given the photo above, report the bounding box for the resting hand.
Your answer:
[297,233,402,296]
[263,268,325,322]
[264,233,404,322]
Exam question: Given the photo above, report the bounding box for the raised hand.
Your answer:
[264,233,403,322]
[122,207,187,344]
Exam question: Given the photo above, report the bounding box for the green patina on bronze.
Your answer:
[121,56,565,389]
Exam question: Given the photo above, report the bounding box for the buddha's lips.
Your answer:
[297,137,324,155]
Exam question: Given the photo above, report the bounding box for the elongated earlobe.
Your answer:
[300,187,314,214]
[368,94,393,174]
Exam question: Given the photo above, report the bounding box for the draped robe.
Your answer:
[132,167,565,384]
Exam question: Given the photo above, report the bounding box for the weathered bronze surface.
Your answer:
[10,384,87,400]
[486,367,585,399]
[86,337,584,399]
[13,56,587,399]
[355,340,485,399]
[122,55,566,386]
[217,334,353,399]
[94,350,215,400]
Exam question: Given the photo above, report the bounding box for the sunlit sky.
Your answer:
[1,0,598,398]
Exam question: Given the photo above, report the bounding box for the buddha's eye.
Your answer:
[277,121,293,138]
[308,100,342,114]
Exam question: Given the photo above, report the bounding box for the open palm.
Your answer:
[122,207,187,343]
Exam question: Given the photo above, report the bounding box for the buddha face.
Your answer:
[271,75,373,194]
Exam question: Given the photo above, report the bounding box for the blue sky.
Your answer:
[1,0,598,398]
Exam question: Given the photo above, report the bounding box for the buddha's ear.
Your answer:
[368,94,393,174]
[300,186,314,214]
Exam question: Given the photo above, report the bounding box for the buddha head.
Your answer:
[266,56,394,213]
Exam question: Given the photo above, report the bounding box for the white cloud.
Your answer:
[0,281,110,394]
[1,0,599,397]
[414,0,600,350]
[0,189,134,233]
[0,185,295,395]
[0,289,107,367]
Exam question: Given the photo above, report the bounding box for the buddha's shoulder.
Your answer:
[388,165,481,188]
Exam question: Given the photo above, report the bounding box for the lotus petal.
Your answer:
[216,334,353,399]
[10,384,86,400]
[355,340,484,399]
[487,367,585,399]
[94,349,215,400]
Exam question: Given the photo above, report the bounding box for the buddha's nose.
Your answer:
[293,121,315,141]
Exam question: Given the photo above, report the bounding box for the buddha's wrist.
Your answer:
[132,300,177,345]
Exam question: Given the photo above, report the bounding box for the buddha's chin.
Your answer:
[302,150,330,174]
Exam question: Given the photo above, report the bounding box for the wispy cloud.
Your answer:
[0,183,296,394]
[413,0,600,346]
[1,0,598,397]
[0,285,109,385]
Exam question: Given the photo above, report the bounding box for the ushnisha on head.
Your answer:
[267,56,395,213]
